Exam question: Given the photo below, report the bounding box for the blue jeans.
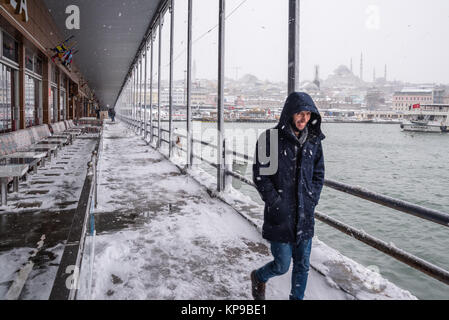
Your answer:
[255,239,312,300]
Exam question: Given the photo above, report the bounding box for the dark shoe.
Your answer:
[251,270,266,300]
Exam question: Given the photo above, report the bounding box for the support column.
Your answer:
[157,15,162,149]
[139,57,143,133]
[288,0,300,94]
[144,40,148,140]
[65,77,69,121]
[149,34,154,143]
[57,69,61,121]
[169,0,175,158]
[186,0,193,168]
[217,0,225,192]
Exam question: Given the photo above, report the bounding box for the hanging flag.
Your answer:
[413,104,421,109]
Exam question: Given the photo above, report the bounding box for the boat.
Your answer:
[401,104,449,133]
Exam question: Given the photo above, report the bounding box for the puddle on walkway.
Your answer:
[26,190,50,195]
[0,209,75,252]
[15,202,43,209]
[30,181,54,185]
[95,201,188,234]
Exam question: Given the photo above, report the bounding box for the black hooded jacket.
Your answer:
[252,92,326,243]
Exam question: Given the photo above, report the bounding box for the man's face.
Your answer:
[293,111,312,131]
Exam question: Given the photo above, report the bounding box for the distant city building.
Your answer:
[313,65,321,90]
[393,88,445,111]
[323,65,364,88]
[365,88,386,110]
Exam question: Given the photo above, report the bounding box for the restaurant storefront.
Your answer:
[0,0,92,134]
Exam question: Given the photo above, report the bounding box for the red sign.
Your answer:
[413,104,421,109]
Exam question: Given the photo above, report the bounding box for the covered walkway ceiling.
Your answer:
[44,0,163,107]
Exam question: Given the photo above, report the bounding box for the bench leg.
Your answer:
[32,165,38,174]
[1,178,7,206]
[13,177,19,193]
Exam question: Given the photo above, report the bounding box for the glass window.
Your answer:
[50,86,57,123]
[2,32,18,63]
[34,56,43,75]
[60,90,66,120]
[25,74,41,127]
[25,75,35,127]
[51,64,58,84]
[0,64,14,133]
[25,49,34,71]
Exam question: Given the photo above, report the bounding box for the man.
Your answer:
[251,92,325,300]
[110,108,116,122]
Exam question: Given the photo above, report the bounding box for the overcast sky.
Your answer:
[171,0,449,85]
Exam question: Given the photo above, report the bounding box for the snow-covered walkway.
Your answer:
[79,121,416,300]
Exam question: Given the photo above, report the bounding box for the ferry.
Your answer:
[400,104,449,133]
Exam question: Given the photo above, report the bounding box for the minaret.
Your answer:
[373,68,376,82]
[360,53,364,81]
[384,64,387,81]
[313,65,321,90]
[350,58,353,73]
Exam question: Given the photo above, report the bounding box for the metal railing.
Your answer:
[49,127,103,300]
[119,114,449,287]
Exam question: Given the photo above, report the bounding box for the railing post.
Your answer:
[187,0,193,168]
[93,150,98,208]
[144,41,148,140]
[158,14,162,149]
[223,138,232,190]
[139,57,143,135]
[149,33,154,144]
[217,0,226,192]
[134,66,137,130]
[288,0,300,94]
[169,0,175,158]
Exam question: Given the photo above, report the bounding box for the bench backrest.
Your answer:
[76,119,103,127]
[50,122,66,134]
[0,128,35,156]
[29,125,51,143]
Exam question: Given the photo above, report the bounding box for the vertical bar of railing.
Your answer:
[139,55,143,134]
[150,33,154,144]
[133,64,137,130]
[144,41,148,140]
[169,0,175,158]
[186,0,193,168]
[217,0,226,192]
[131,69,134,126]
[132,67,137,129]
[288,0,300,94]
[158,15,162,149]
[137,59,141,133]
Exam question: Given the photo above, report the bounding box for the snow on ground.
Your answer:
[78,121,416,300]
[178,166,416,300]
[0,244,65,300]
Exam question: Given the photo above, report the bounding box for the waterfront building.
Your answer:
[0,0,95,134]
